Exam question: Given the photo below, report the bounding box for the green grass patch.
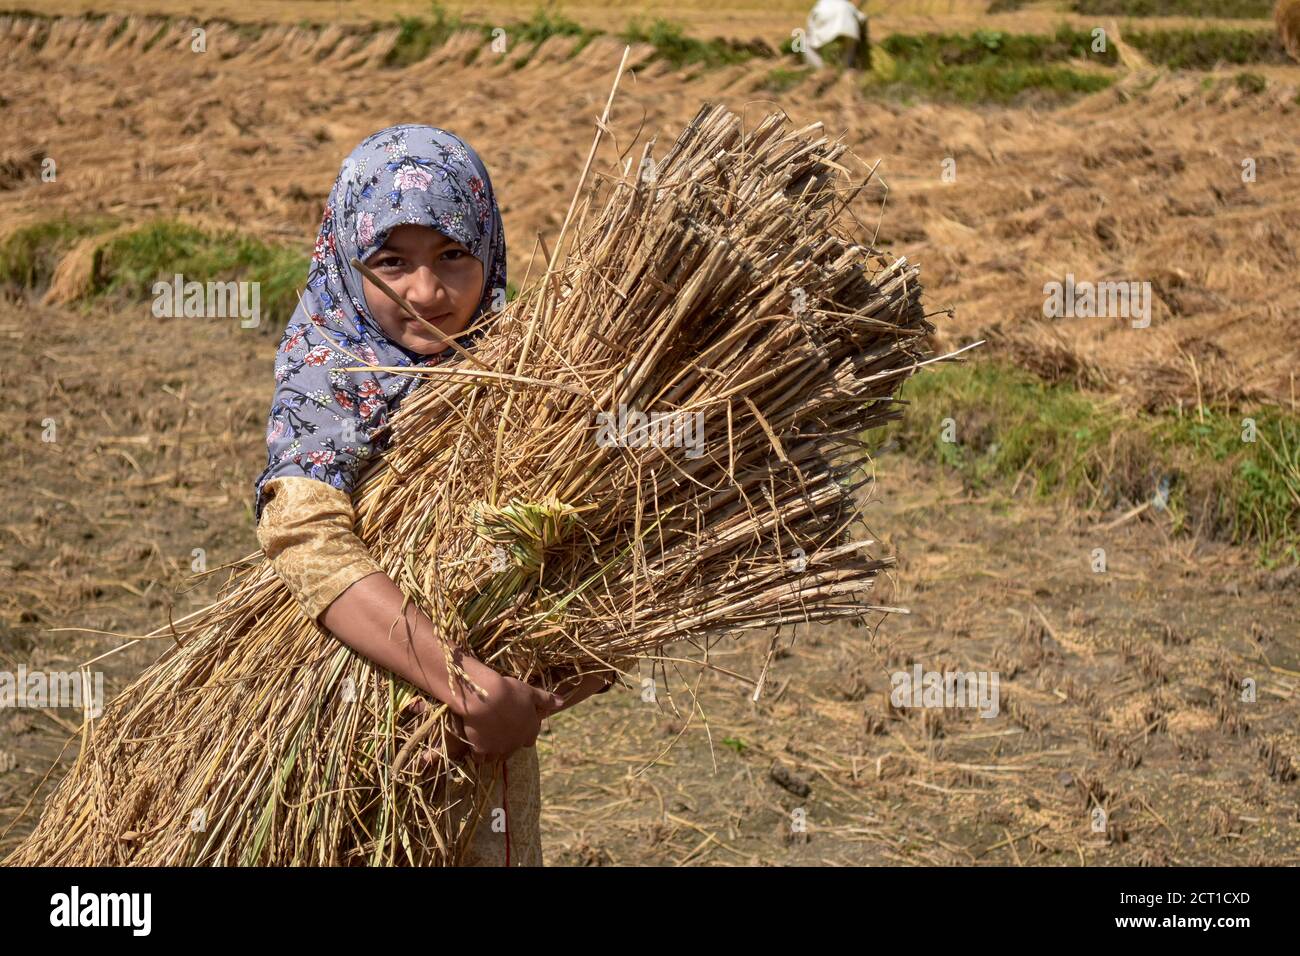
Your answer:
[847,22,1286,103]
[0,217,306,334]
[95,221,305,330]
[507,7,599,68]
[0,216,119,288]
[619,18,758,69]
[384,6,760,72]
[1128,28,1288,68]
[1161,411,1300,558]
[865,61,1113,104]
[384,2,472,68]
[860,26,1114,104]
[1070,0,1276,16]
[895,360,1129,500]
[758,66,813,93]
[512,7,588,45]
[1235,71,1268,93]
[892,360,1300,562]
[881,26,1118,67]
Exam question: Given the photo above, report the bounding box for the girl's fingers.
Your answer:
[552,673,583,696]
[445,713,472,761]
[401,696,430,718]
[446,736,470,762]
[415,746,437,773]
[560,673,606,710]
[531,685,566,713]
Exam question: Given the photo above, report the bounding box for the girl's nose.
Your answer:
[405,266,446,313]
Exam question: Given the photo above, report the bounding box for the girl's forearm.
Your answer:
[318,570,484,716]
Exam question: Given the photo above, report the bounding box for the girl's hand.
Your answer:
[405,666,613,772]
[455,663,565,763]
[548,671,616,714]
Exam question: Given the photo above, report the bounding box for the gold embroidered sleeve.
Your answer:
[255,476,385,625]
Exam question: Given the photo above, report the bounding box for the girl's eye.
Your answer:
[373,256,404,270]
[443,248,467,260]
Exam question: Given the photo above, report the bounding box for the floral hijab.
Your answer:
[253,125,507,523]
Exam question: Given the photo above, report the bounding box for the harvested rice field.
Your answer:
[1,1,1297,867]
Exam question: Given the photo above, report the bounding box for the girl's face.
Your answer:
[360,224,484,354]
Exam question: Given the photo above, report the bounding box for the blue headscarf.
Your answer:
[253,125,507,523]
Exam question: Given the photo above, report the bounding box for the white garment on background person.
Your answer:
[802,0,867,68]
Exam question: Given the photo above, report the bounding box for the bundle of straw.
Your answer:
[6,95,940,866]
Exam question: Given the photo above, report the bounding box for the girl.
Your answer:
[252,125,613,866]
